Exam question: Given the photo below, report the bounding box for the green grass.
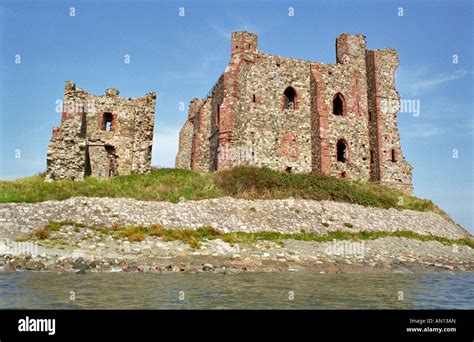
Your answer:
[112,224,222,248]
[0,166,445,215]
[27,220,474,249]
[217,229,474,249]
[215,167,440,213]
[87,223,474,249]
[0,169,219,203]
[32,221,87,240]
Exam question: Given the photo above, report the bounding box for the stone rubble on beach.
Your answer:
[0,224,472,274]
[0,196,469,239]
[0,197,472,274]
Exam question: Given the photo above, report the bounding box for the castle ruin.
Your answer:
[176,32,413,193]
[45,81,156,181]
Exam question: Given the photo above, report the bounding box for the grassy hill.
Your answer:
[0,166,443,214]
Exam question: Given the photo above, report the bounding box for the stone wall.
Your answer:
[366,50,413,191]
[46,81,156,181]
[311,34,371,181]
[176,31,413,192]
[234,52,313,172]
[191,96,213,172]
[175,99,199,169]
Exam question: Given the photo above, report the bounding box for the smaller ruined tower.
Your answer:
[46,81,156,181]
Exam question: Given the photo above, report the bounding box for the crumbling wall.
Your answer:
[176,98,201,169]
[190,97,213,172]
[366,49,413,192]
[46,81,156,181]
[208,76,225,171]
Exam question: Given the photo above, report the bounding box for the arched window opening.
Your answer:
[337,139,348,163]
[102,113,113,131]
[216,105,220,125]
[284,87,296,109]
[252,94,256,103]
[333,93,345,116]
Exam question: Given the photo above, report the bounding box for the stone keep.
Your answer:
[46,81,156,181]
[176,32,413,193]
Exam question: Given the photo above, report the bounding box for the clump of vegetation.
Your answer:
[0,166,446,215]
[34,228,50,240]
[114,224,222,248]
[216,229,474,248]
[344,223,354,228]
[111,224,474,249]
[26,220,474,249]
[32,221,87,240]
[214,167,439,213]
[45,221,86,232]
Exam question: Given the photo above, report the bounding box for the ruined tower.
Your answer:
[176,32,413,193]
[46,81,156,181]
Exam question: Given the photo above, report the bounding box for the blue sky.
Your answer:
[0,0,472,232]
